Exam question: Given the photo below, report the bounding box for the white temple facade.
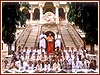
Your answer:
[21,1,70,24]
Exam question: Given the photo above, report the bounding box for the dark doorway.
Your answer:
[22,8,30,19]
[33,8,40,20]
[44,8,54,14]
[45,31,55,37]
[59,8,65,20]
[43,2,55,14]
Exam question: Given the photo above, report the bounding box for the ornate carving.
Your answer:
[42,12,56,24]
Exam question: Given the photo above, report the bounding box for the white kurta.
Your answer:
[55,34,61,48]
[35,64,43,72]
[67,55,73,66]
[40,55,46,62]
[79,61,87,69]
[27,65,35,73]
[18,65,26,72]
[72,61,80,69]
[44,64,51,72]
[39,34,47,49]
[52,62,61,72]
[27,65,34,71]
[33,56,40,65]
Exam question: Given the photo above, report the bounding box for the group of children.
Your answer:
[2,46,97,73]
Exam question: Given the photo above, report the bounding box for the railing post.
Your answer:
[15,41,16,52]
[83,38,86,49]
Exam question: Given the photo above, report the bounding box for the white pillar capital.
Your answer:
[39,2,45,7]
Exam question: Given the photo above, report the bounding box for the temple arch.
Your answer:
[43,2,55,14]
[59,8,65,20]
[22,8,30,19]
[33,8,40,20]
[45,31,55,37]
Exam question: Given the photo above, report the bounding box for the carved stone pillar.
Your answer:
[40,6,43,24]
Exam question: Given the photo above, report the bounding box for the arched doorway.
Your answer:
[44,8,55,14]
[59,8,65,20]
[43,2,55,14]
[22,8,30,19]
[33,8,40,20]
[45,31,55,37]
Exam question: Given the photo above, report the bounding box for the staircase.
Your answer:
[15,24,40,50]
[15,21,84,50]
[59,21,84,49]
[60,24,76,48]
[24,24,39,49]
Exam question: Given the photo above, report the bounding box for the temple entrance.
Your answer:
[45,31,55,37]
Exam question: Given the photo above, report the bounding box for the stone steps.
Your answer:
[60,25,76,48]
[24,25,39,49]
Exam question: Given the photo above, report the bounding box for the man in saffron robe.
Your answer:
[46,33,54,54]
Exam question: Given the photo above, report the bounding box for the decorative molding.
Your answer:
[54,2,60,7]
[39,2,45,7]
